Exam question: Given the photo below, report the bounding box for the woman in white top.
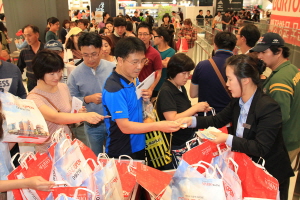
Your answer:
[100,36,117,64]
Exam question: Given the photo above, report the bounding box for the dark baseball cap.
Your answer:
[250,32,285,52]
[44,39,63,51]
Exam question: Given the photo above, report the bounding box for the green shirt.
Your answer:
[45,31,58,43]
[263,60,300,151]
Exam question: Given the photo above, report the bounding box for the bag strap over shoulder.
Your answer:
[28,92,61,112]
[208,58,232,98]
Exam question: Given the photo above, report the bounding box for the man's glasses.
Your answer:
[125,58,149,66]
[138,33,150,37]
[82,52,100,59]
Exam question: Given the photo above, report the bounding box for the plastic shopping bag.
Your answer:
[95,155,124,200]
[0,92,50,143]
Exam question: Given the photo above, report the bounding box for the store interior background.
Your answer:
[0,0,300,199]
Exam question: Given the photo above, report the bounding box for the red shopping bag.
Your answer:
[182,140,227,174]
[181,37,188,53]
[176,38,181,51]
[136,163,172,198]
[230,152,279,199]
[51,187,88,199]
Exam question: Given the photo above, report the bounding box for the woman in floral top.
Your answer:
[177,18,197,49]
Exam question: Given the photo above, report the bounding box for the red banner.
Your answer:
[269,14,300,46]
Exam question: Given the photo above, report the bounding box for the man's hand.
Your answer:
[85,93,102,104]
[156,121,181,133]
[142,89,152,101]
[175,117,193,127]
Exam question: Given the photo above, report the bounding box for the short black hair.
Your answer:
[269,45,290,58]
[140,12,144,16]
[0,13,4,21]
[114,37,146,59]
[162,13,171,23]
[172,11,176,13]
[32,49,64,80]
[137,21,152,34]
[145,11,149,14]
[78,32,102,49]
[167,53,195,79]
[207,10,211,13]
[103,12,109,19]
[99,27,108,35]
[113,17,127,27]
[22,24,40,34]
[78,19,89,27]
[240,24,260,48]
[214,31,237,51]
[48,17,59,25]
[199,10,203,12]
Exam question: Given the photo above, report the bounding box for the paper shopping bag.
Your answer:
[0,92,50,143]
[180,38,188,52]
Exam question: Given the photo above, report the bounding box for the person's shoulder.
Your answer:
[103,72,123,93]
[1,61,19,70]
[196,59,211,68]
[101,59,115,68]
[148,46,161,56]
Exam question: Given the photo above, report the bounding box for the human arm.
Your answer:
[0,176,55,192]
[17,50,26,74]
[15,39,28,49]
[115,118,180,134]
[190,83,198,98]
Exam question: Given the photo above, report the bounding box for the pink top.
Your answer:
[27,83,72,153]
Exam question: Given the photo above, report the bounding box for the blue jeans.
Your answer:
[84,122,107,155]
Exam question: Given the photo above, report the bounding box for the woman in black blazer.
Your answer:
[179,54,294,200]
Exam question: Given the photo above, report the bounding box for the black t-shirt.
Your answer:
[156,80,196,146]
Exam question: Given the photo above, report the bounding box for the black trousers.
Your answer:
[27,77,37,92]
[279,178,290,200]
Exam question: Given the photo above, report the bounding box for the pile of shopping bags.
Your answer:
[7,128,280,200]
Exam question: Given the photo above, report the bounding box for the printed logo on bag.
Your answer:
[223,182,234,197]
[202,181,221,187]
[265,178,278,191]
[201,146,212,156]
[66,159,82,180]
[38,157,51,169]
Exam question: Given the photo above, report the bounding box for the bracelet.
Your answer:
[83,96,88,104]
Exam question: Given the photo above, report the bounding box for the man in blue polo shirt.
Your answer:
[190,31,236,115]
[102,37,180,159]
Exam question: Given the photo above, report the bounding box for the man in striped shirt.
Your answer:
[17,25,44,92]
[251,32,300,163]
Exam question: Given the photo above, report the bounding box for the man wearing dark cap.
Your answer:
[251,32,300,170]
[107,17,127,51]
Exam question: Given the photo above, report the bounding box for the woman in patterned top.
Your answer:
[177,18,197,49]
[27,49,104,153]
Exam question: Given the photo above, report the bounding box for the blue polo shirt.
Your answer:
[102,69,145,157]
[192,50,233,115]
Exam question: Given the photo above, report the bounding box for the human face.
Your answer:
[236,26,243,47]
[104,14,110,20]
[65,23,70,29]
[115,26,126,36]
[152,31,162,46]
[257,48,278,69]
[43,70,63,86]
[138,27,151,46]
[78,22,85,31]
[218,12,221,16]
[226,66,242,98]
[199,11,203,15]
[101,40,111,56]
[50,22,60,32]
[184,24,191,29]
[81,45,101,69]
[23,27,39,46]
[207,11,210,15]
[104,28,110,35]
[106,23,114,33]
[163,17,169,24]
[172,71,191,87]
[72,33,80,45]
[118,52,146,80]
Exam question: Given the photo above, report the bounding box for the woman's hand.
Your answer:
[85,112,104,124]
[156,121,181,133]
[78,106,87,113]
[26,176,55,191]
[162,57,170,68]
[209,131,229,144]
[193,102,211,113]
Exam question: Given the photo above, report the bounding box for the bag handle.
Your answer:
[74,188,95,199]
[188,163,215,178]
[28,92,60,112]
[227,157,239,173]
[83,158,102,170]
[204,107,216,116]
[118,155,133,166]
[214,164,224,179]
[10,152,20,169]
[208,58,231,98]
[61,139,72,154]
[55,194,69,200]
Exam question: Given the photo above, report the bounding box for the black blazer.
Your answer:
[196,88,294,183]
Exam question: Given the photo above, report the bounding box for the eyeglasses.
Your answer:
[138,33,150,37]
[82,52,100,59]
[125,58,148,66]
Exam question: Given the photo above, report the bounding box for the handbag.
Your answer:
[209,58,232,98]
[144,96,172,169]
